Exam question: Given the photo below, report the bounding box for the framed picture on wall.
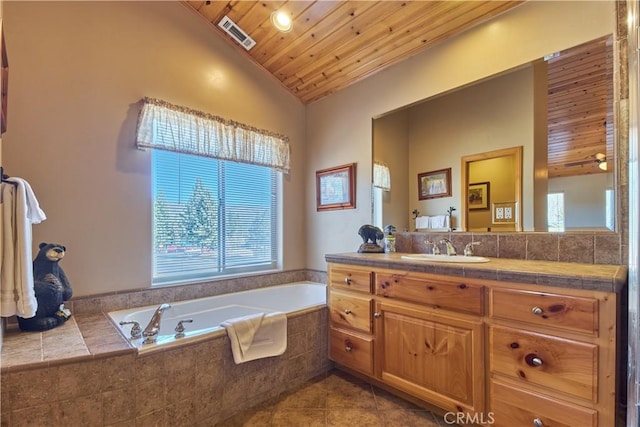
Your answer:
[418,168,451,200]
[316,163,356,211]
[468,182,490,210]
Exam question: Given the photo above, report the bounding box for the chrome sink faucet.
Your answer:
[142,303,171,344]
[440,239,457,256]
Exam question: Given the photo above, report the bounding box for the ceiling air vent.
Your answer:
[218,16,256,51]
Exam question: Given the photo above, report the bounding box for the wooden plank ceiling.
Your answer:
[547,35,613,178]
[183,1,523,104]
[182,1,612,179]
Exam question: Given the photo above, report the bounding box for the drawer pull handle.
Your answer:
[531,306,543,315]
[345,344,353,352]
[532,418,544,427]
[344,277,352,285]
[374,312,381,318]
[525,353,544,367]
[344,309,352,315]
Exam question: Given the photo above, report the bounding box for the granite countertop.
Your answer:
[325,252,627,293]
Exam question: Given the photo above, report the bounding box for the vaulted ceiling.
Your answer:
[183,1,524,104]
[182,1,612,179]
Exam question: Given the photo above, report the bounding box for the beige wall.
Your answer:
[306,1,614,271]
[407,66,533,230]
[2,2,306,296]
[372,111,410,232]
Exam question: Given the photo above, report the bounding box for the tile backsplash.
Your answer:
[395,231,624,265]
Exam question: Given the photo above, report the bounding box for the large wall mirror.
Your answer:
[372,33,618,233]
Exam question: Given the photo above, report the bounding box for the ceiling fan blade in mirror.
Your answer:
[564,159,596,167]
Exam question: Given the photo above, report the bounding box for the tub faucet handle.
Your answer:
[119,321,142,339]
[174,319,193,338]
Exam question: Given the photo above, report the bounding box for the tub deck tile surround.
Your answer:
[1,273,329,427]
[1,307,329,426]
[0,314,133,371]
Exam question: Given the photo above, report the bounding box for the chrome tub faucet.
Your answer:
[142,303,172,344]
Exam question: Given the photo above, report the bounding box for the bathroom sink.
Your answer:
[400,254,490,263]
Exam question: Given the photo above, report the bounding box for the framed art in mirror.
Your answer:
[418,168,451,200]
[316,163,356,211]
[468,182,490,210]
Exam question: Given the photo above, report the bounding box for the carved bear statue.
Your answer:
[18,242,73,332]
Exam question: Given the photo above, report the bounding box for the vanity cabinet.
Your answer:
[327,260,620,427]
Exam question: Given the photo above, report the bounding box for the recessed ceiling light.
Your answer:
[271,11,292,33]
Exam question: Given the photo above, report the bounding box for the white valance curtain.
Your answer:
[136,97,290,173]
[373,162,391,191]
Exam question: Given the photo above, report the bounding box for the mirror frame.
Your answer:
[461,146,523,232]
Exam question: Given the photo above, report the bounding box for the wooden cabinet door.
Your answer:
[374,300,484,415]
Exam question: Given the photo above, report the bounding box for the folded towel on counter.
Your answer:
[430,215,450,230]
[415,215,450,230]
[415,216,430,229]
[221,311,287,364]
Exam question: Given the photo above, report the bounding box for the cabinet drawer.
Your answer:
[329,327,373,375]
[490,325,597,401]
[330,265,373,294]
[375,272,483,315]
[490,379,596,427]
[490,288,598,334]
[329,291,373,333]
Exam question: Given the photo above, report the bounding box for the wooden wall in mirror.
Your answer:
[372,34,621,234]
[1,25,7,135]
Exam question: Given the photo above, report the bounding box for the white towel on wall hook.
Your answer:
[1,177,46,318]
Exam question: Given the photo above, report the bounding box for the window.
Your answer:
[605,188,614,231]
[152,150,280,285]
[547,192,565,232]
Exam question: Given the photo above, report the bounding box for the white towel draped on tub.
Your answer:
[1,177,47,318]
[221,312,287,364]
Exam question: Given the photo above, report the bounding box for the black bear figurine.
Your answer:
[357,224,384,253]
[17,242,73,332]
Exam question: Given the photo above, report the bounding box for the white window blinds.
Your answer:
[152,150,279,285]
[136,97,290,174]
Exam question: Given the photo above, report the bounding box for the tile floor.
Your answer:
[216,369,452,427]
